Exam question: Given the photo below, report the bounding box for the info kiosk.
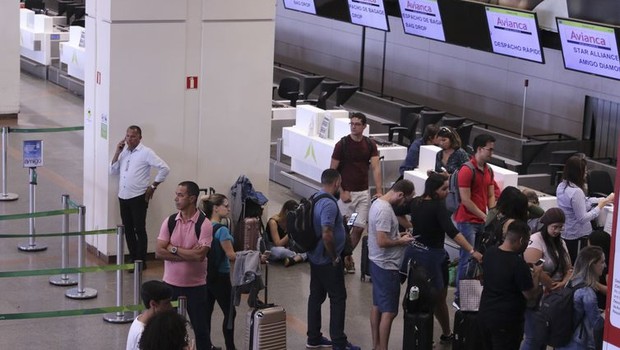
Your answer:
[281,105,407,192]
[19,8,69,66]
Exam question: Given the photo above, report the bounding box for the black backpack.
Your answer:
[167,213,225,283]
[476,214,509,254]
[287,193,336,253]
[530,281,587,348]
[402,258,436,314]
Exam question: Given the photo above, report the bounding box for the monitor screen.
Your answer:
[485,5,544,63]
[556,17,620,80]
[347,0,390,31]
[283,0,317,15]
[398,0,446,41]
[438,0,491,51]
[315,0,352,23]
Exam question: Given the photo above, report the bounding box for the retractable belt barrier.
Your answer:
[0,193,143,324]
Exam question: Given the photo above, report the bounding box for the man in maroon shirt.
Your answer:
[454,133,496,305]
[330,112,383,274]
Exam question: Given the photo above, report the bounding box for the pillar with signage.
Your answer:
[18,140,47,252]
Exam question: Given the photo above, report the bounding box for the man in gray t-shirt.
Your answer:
[368,179,415,350]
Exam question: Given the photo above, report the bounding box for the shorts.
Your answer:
[338,190,370,228]
[369,261,401,314]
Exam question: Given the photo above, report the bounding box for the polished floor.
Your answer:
[0,73,455,349]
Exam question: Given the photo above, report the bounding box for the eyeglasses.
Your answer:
[349,122,364,127]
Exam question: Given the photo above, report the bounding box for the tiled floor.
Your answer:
[0,73,455,349]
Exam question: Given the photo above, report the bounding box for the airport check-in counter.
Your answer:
[59,26,86,81]
[20,9,69,66]
[281,105,407,190]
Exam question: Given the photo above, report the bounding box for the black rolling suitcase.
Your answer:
[360,235,371,281]
[402,312,433,350]
[453,310,483,350]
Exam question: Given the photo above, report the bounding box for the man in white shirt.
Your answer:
[110,125,170,269]
[126,280,173,350]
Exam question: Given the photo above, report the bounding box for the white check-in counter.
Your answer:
[20,9,69,66]
[59,26,85,81]
[282,105,407,184]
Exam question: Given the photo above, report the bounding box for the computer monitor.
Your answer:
[398,0,446,42]
[25,0,44,11]
[567,0,620,27]
[347,0,390,31]
[302,75,325,99]
[556,17,620,80]
[282,0,317,15]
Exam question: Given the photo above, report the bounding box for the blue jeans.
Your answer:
[521,309,545,350]
[307,261,348,348]
[167,283,209,350]
[455,222,483,301]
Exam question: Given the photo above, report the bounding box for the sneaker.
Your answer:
[332,342,360,350]
[306,336,332,348]
[452,300,460,310]
[440,333,454,344]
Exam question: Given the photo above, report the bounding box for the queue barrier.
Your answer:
[0,125,84,203]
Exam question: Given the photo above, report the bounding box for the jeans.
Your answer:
[269,246,306,262]
[455,222,483,301]
[119,194,148,263]
[168,283,209,350]
[206,273,236,350]
[307,260,348,348]
[521,309,546,350]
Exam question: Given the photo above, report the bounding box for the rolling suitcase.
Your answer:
[453,310,483,350]
[360,235,371,282]
[234,217,262,251]
[244,255,287,350]
[402,312,433,350]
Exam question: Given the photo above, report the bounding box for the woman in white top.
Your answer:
[556,155,614,263]
[521,208,572,350]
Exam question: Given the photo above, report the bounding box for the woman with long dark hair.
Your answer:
[433,126,470,175]
[556,155,614,263]
[202,194,237,350]
[402,173,482,343]
[266,200,307,267]
[521,208,572,350]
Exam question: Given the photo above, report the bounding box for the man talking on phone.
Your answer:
[110,125,170,270]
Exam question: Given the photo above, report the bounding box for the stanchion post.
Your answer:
[177,296,188,318]
[104,225,133,323]
[66,205,97,299]
[50,194,78,286]
[18,167,46,251]
[133,260,142,319]
[0,127,18,201]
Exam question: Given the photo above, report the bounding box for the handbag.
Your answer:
[458,258,483,311]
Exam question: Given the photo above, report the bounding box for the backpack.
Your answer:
[530,282,587,348]
[286,193,337,253]
[475,214,510,254]
[445,161,493,213]
[401,258,436,314]
[166,213,225,283]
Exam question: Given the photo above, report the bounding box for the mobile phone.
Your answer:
[535,258,545,266]
[347,212,358,226]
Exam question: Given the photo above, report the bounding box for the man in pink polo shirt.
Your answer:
[156,181,213,350]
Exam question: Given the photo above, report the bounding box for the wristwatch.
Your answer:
[170,246,178,255]
[150,184,157,190]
